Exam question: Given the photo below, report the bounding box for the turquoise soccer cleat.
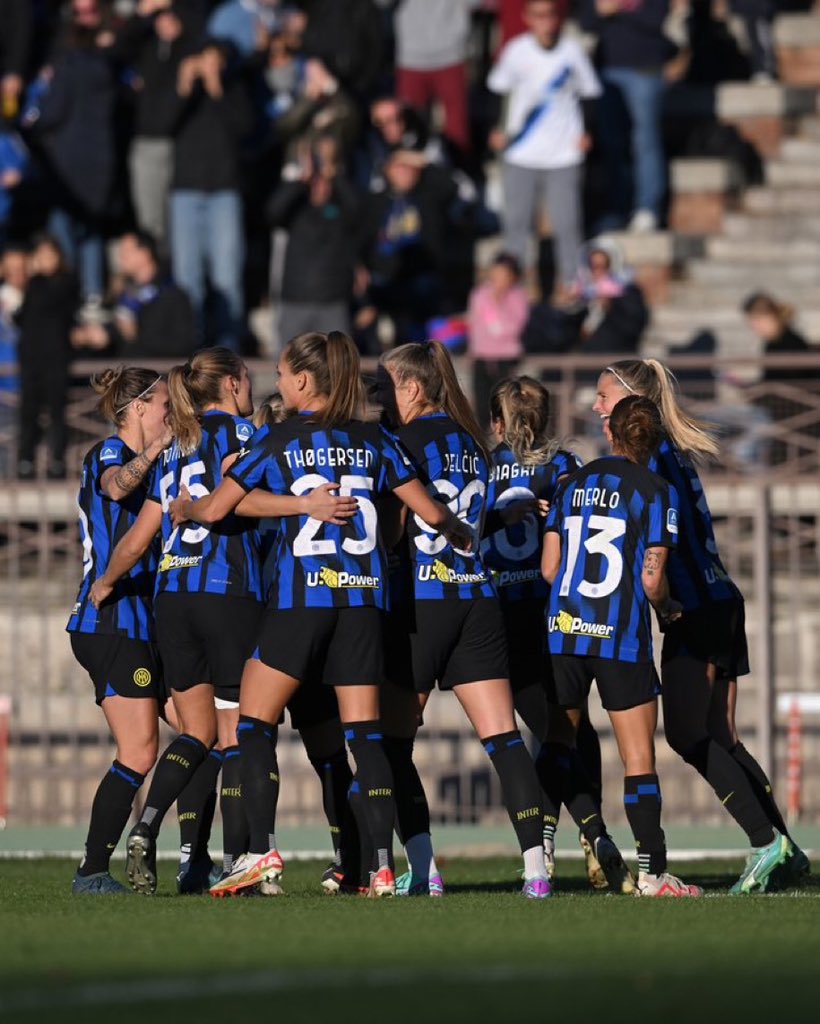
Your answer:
[730,830,794,895]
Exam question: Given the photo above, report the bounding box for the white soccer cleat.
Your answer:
[209,849,284,898]
[635,871,703,898]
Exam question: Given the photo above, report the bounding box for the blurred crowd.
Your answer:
[0,0,817,477]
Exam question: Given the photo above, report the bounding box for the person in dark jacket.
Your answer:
[0,0,33,121]
[572,242,648,353]
[296,0,384,101]
[115,1,198,251]
[267,143,360,345]
[16,235,78,480]
[169,40,255,351]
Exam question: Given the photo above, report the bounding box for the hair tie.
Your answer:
[114,374,162,416]
[182,363,193,380]
[605,366,637,395]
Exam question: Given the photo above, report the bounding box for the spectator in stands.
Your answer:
[267,139,360,344]
[0,124,27,249]
[580,0,674,233]
[207,0,286,60]
[0,0,33,122]
[16,235,78,480]
[570,240,648,353]
[72,230,196,358]
[296,0,384,101]
[28,0,120,307]
[116,0,197,252]
[488,0,601,297]
[467,251,529,426]
[0,245,26,475]
[169,39,254,351]
[729,1,778,81]
[357,96,445,192]
[358,149,457,345]
[394,0,477,158]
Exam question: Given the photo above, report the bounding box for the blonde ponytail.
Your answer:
[490,376,557,466]
[168,346,246,455]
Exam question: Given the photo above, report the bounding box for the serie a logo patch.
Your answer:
[133,668,152,688]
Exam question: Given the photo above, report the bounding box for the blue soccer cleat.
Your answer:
[72,871,131,895]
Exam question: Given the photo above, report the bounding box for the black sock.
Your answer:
[345,721,395,872]
[220,746,248,872]
[382,735,430,845]
[536,741,605,843]
[680,738,774,848]
[729,742,789,841]
[482,731,544,853]
[237,715,280,855]
[309,747,354,858]
[534,742,563,843]
[348,778,373,886]
[623,774,667,875]
[177,748,222,864]
[576,713,603,804]
[78,761,145,876]
[140,735,208,838]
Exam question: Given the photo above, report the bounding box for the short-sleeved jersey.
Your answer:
[392,413,495,601]
[227,415,416,610]
[545,456,679,663]
[482,445,582,604]
[648,438,741,611]
[148,411,263,601]
[67,436,158,640]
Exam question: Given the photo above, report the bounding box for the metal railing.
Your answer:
[3,353,820,828]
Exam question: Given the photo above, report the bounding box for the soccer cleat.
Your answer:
[125,823,157,895]
[790,845,811,882]
[209,848,284,898]
[320,863,346,894]
[580,832,607,889]
[522,876,552,899]
[368,866,396,897]
[176,855,221,895]
[594,835,636,895]
[395,871,445,897]
[729,830,794,895]
[636,871,703,898]
[543,840,556,882]
[72,871,131,896]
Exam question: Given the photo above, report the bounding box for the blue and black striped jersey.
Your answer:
[482,445,582,603]
[392,413,495,601]
[648,438,741,611]
[148,411,263,601]
[67,436,157,640]
[228,415,416,610]
[545,456,679,663]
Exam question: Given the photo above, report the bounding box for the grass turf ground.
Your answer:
[1,857,818,1024]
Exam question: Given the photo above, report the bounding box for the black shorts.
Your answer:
[550,654,661,712]
[253,606,385,687]
[387,598,509,694]
[154,592,264,701]
[661,598,750,681]
[70,632,163,706]
[501,598,552,694]
[285,681,340,731]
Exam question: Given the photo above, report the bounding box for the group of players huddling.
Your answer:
[66,334,810,900]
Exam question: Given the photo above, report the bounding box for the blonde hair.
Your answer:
[382,341,489,459]
[604,358,720,462]
[167,347,245,455]
[284,331,366,426]
[608,395,664,466]
[254,392,287,429]
[91,366,164,426]
[489,376,557,466]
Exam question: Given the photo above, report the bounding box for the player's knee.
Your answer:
[118,740,158,777]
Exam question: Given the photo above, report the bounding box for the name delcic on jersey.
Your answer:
[158,553,202,572]
[490,462,536,482]
[572,486,620,510]
[284,447,374,471]
[306,566,380,589]
[548,610,614,639]
[443,451,480,475]
[493,568,542,587]
[418,559,488,585]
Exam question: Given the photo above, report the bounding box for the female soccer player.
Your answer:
[378,343,551,899]
[68,367,171,894]
[482,376,632,892]
[543,394,701,897]
[592,359,804,893]
[90,347,355,894]
[169,331,470,898]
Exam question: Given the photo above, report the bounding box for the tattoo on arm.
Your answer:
[112,450,154,495]
[643,549,662,577]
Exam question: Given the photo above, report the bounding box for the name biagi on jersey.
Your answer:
[228,416,416,610]
[393,413,495,601]
[148,411,263,600]
[648,438,740,611]
[545,457,679,663]
[482,445,582,603]
[67,436,157,640]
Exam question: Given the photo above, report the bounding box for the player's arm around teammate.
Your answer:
[593,360,804,891]
[67,368,172,895]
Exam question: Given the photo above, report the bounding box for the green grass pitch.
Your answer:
[1,857,818,1024]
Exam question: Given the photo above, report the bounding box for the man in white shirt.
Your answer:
[488,0,601,294]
